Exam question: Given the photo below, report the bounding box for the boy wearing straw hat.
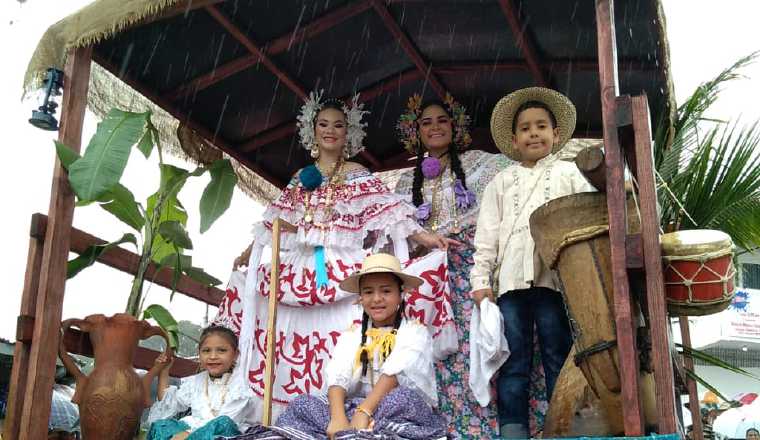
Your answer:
[470,87,596,438]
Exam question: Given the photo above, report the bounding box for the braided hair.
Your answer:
[359,274,405,377]
[411,101,469,208]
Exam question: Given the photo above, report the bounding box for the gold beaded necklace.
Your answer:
[204,373,231,417]
[302,158,344,230]
[423,157,461,233]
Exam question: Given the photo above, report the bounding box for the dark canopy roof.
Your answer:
[28,0,674,188]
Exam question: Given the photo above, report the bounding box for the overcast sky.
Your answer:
[0,0,758,341]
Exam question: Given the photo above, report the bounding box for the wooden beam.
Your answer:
[595,0,645,434]
[63,327,198,378]
[680,317,704,440]
[92,53,285,188]
[238,68,423,154]
[497,0,550,87]
[3,214,45,440]
[153,0,225,22]
[433,58,656,75]
[204,5,307,100]
[631,93,677,433]
[370,0,447,99]
[167,0,373,101]
[18,46,92,440]
[268,0,373,54]
[30,213,225,306]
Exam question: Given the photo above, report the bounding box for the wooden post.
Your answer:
[3,214,45,440]
[595,0,645,435]
[18,46,92,440]
[262,218,296,425]
[632,94,677,433]
[575,145,606,192]
[680,317,703,440]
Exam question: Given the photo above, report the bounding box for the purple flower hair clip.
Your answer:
[454,179,476,211]
[415,202,432,224]
[421,157,442,179]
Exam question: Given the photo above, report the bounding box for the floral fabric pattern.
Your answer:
[395,149,549,438]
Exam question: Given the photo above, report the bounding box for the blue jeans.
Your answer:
[496,287,573,430]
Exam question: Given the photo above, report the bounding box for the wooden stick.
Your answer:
[262,217,296,425]
[3,214,45,440]
[19,46,92,440]
[680,317,703,440]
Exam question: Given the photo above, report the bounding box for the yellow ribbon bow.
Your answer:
[354,328,397,371]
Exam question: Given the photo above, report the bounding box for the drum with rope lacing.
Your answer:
[661,229,736,316]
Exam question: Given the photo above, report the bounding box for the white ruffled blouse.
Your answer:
[325,319,438,408]
[147,371,255,433]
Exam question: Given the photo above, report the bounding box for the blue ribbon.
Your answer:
[314,245,328,289]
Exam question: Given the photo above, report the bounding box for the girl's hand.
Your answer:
[170,431,190,440]
[472,288,495,306]
[155,353,174,375]
[350,411,372,431]
[411,232,462,250]
[326,416,351,439]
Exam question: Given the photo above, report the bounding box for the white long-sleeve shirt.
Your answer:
[470,153,596,295]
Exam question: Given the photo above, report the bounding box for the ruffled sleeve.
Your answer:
[380,320,438,407]
[325,325,362,392]
[147,375,195,425]
[251,167,421,257]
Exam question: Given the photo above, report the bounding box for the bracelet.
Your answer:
[355,405,373,420]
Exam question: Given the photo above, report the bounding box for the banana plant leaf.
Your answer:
[200,159,237,233]
[67,233,138,278]
[143,304,179,349]
[68,109,149,202]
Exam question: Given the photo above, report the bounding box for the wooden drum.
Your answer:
[531,192,656,435]
[661,229,736,316]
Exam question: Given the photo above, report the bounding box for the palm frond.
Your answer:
[653,50,758,178]
[655,51,760,251]
[663,122,760,249]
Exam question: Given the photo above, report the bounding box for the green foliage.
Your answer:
[143,304,179,349]
[200,159,237,233]
[67,233,137,278]
[57,108,236,336]
[68,109,149,202]
[653,51,760,252]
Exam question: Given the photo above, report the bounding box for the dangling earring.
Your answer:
[311,144,320,159]
[342,146,351,160]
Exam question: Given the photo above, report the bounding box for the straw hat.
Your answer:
[339,253,423,294]
[490,87,577,161]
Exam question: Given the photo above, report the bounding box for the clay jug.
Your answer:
[58,313,173,440]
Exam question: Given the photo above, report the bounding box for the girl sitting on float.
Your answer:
[146,325,255,440]
[242,253,447,440]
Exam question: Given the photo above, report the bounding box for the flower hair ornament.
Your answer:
[396,92,472,153]
[296,90,369,159]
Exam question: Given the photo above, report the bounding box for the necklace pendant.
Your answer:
[304,213,313,223]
